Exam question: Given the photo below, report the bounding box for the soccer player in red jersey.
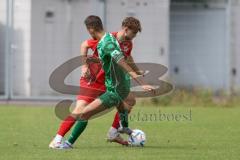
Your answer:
[49,17,143,148]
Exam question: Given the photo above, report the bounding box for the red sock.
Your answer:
[112,112,120,129]
[57,116,76,137]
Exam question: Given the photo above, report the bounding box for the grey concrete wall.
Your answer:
[30,0,105,96]
[105,0,170,67]
[169,1,230,91]
[0,0,6,95]
[10,0,31,96]
[231,0,240,92]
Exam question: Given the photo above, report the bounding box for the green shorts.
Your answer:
[99,86,130,108]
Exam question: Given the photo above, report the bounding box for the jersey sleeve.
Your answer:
[104,40,124,63]
[87,39,98,51]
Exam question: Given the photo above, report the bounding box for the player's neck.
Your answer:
[96,31,106,40]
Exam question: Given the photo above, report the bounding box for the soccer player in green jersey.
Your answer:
[60,15,155,149]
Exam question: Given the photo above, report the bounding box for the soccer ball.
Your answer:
[128,129,146,147]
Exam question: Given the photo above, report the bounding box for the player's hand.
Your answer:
[81,65,91,79]
[141,85,156,94]
[136,70,145,76]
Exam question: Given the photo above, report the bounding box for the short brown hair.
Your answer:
[122,17,142,33]
[84,15,103,31]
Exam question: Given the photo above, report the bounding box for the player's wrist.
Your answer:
[133,74,146,86]
[81,55,88,66]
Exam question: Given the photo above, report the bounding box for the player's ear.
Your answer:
[123,26,128,32]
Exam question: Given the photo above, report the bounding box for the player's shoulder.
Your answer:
[111,32,118,38]
[99,33,116,45]
[87,39,98,47]
[98,33,118,52]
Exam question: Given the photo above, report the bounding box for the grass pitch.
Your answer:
[0,104,239,160]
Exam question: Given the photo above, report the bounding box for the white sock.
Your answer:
[54,134,63,143]
[108,127,118,139]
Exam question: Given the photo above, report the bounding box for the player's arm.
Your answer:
[107,40,154,92]
[80,40,90,78]
[118,58,148,86]
[115,53,155,93]
[126,56,144,76]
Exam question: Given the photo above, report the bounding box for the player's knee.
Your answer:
[123,99,135,112]
[127,98,136,107]
[72,100,88,114]
[117,102,125,112]
[125,105,133,112]
[77,111,89,120]
[72,106,83,115]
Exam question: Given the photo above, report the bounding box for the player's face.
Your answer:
[87,28,98,40]
[124,28,138,41]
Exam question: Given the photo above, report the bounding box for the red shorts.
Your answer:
[76,77,106,103]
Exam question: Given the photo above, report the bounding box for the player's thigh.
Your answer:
[72,100,89,115]
[80,98,107,120]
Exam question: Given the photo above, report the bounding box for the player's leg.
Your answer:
[58,100,89,136]
[49,100,89,148]
[107,92,135,141]
[119,92,136,130]
[107,101,131,145]
[61,91,129,148]
[62,98,107,148]
[67,94,132,147]
[116,101,132,134]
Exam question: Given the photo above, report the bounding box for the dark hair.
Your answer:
[122,17,142,33]
[84,15,103,31]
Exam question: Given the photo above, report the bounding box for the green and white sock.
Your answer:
[119,109,129,128]
[67,119,88,145]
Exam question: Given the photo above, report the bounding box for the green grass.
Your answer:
[0,104,239,160]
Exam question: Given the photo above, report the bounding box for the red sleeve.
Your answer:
[87,39,98,51]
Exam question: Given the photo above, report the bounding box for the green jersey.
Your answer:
[97,33,130,98]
